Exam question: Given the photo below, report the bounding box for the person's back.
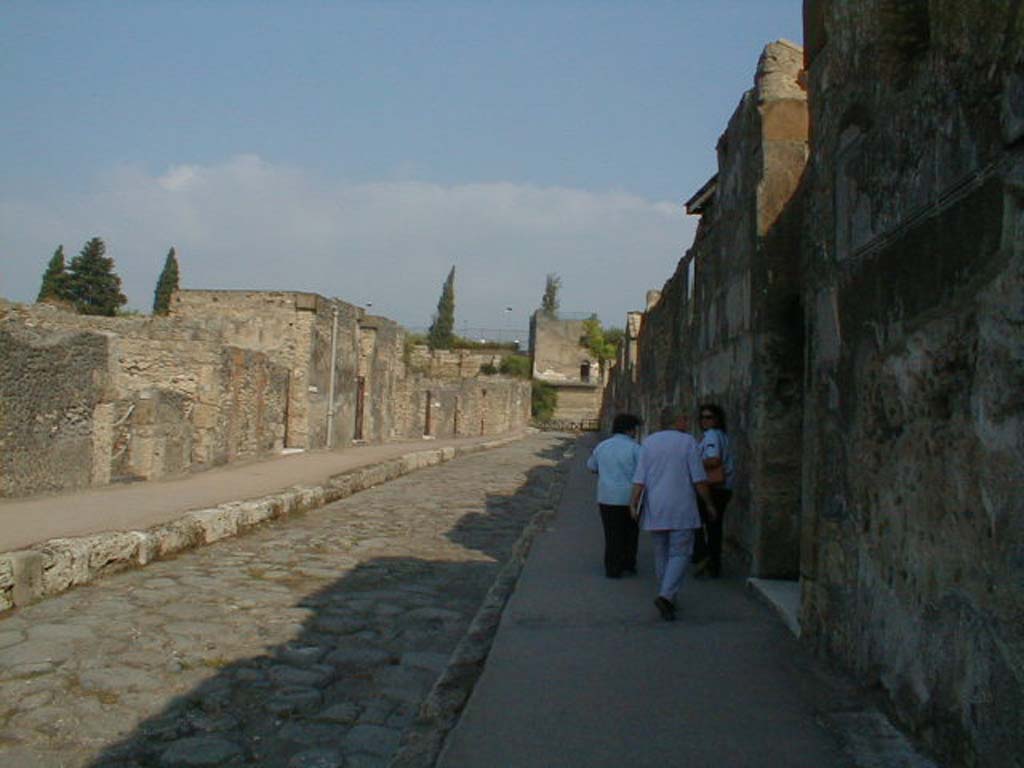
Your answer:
[635,429,703,531]
[588,433,640,506]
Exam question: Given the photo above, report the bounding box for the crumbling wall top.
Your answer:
[756,39,806,103]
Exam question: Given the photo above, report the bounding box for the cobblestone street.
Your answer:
[0,433,574,768]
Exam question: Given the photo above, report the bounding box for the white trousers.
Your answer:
[650,528,695,601]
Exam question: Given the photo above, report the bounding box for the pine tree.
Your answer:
[541,273,561,318]
[37,245,69,303]
[65,237,127,316]
[152,247,180,315]
[427,266,456,350]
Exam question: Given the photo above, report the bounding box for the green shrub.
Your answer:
[498,354,531,378]
[531,381,558,421]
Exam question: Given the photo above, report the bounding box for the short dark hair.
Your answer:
[698,403,727,432]
[659,406,684,429]
[612,413,641,434]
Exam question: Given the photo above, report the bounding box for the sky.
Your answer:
[1,1,803,335]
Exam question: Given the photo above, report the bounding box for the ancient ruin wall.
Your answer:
[405,346,504,379]
[171,290,360,450]
[800,2,1024,763]
[356,316,410,442]
[0,321,113,496]
[531,314,601,384]
[0,303,289,496]
[1,290,530,499]
[603,40,808,577]
[406,378,531,440]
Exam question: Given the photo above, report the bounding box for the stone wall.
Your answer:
[0,321,113,496]
[601,8,1023,764]
[0,302,290,496]
[170,290,361,450]
[1,291,531,500]
[405,345,504,379]
[356,315,407,443]
[799,2,1024,763]
[530,313,602,385]
[406,378,531,440]
[602,40,809,578]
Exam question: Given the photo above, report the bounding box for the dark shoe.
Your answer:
[654,596,675,621]
[623,565,637,575]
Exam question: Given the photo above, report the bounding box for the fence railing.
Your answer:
[405,326,529,347]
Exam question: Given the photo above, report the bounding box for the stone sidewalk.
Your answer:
[432,433,939,768]
[0,432,575,767]
[0,432,528,613]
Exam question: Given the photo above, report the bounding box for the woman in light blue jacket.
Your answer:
[694,403,734,578]
[586,413,642,578]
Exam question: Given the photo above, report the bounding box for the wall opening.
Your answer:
[354,376,365,441]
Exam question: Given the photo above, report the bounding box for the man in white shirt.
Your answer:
[630,406,718,621]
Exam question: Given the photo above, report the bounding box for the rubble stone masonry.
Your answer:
[603,6,1023,764]
[800,2,1023,763]
[604,40,808,579]
[0,302,289,496]
[1,291,530,501]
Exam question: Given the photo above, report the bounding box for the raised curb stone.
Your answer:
[0,434,525,613]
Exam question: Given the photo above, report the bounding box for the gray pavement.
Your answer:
[438,434,936,768]
[0,434,522,552]
[0,433,574,767]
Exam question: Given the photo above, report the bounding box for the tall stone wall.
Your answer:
[0,321,113,496]
[602,40,809,578]
[602,7,1023,763]
[356,316,407,443]
[1,290,531,499]
[406,378,531,440]
[799,2,1024,763]
[170,290,361,450]
[0,302,290,496]
[530,313,601,384]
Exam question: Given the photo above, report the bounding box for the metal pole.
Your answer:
[326,304,339,448]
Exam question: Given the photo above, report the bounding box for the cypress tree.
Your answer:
[427,266,456,350]
[541,273,561,318]
[152,247,180,315]
[37,245,69,303]
[65,237,127,316]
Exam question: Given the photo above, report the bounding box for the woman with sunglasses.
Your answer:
[694,403,734,577]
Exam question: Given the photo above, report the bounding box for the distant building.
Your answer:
[529,311,603,425]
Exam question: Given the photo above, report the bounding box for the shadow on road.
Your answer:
[83,435,576,768]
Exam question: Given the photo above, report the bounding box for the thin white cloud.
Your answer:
[1,156,695,329]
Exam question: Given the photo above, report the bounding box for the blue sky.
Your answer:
[2,1,802,332]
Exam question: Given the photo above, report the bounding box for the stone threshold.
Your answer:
[747,577,801,638]
[0,434,525,615]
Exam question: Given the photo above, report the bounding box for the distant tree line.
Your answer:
[35,238,180,317]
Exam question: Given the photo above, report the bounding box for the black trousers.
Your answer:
[694,488,732,576]
[599,503,639,577]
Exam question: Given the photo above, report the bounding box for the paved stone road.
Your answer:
[0,433,574,768]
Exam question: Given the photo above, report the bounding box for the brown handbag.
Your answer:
[704,462,725,486]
